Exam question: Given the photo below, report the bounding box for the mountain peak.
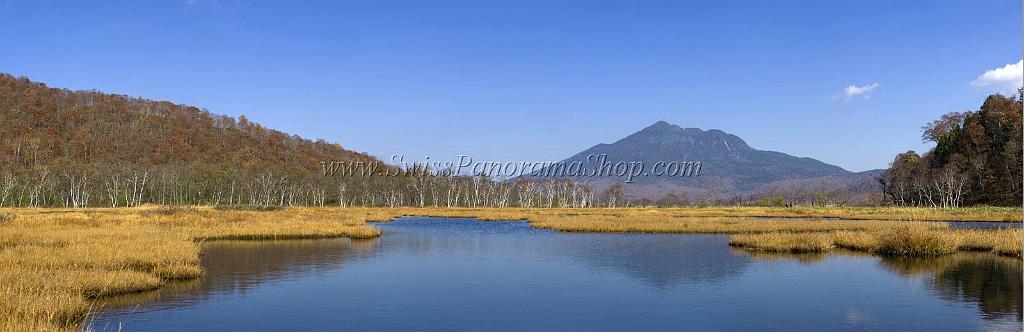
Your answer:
[553,121,849,193]
[622,121,750,152]
[638,120,680,133]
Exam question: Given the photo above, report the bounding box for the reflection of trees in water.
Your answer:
[880,253,1022,320]
[97,238,380,312]
[199,238,380,295]
[734,248,1022,322]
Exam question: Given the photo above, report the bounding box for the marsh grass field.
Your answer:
[0,205,1019,330]
[729,227,1021,256]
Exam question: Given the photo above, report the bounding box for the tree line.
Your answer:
[0,73,603,208]
[0,164,606,208]
[880,91,1022,207]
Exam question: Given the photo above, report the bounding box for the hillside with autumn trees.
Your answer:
[880,91,1023,208]
[0,73,600,208]
[0,73,383,207]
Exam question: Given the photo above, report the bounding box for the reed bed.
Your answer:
[729,227,1021,257]
[0,207,380,331]
[729,232,834,253]
[650,206,1019,222]
[356,206,1021,223]
[527,215,952,234]
[832,231,881,251]
[875,226,961,256]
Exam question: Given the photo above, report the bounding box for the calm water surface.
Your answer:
[92,217,1022,331]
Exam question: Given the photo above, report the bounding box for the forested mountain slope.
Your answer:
[0,73,378,206]
[0,73,374,168]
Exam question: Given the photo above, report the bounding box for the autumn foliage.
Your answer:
[880,91,1023,207]
[0,73,378,207]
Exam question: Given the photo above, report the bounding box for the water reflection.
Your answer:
[744,249,1023,322]
[91,217,1022,331]
[377,218,752,289]
[96,238,379,313]
[947,222,1022,229]
[546,233,751,288]
[730,247,831,264]
[880,253,1022,320]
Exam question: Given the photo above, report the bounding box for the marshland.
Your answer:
[1,0,1022,331]
[0,206,1020,331]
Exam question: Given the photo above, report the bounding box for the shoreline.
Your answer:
[0,206,1020,330]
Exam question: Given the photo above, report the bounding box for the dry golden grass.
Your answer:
[655,205,1019,222]
[373,207,1017,259]
[528,215,950,234]
[958,228,1022,257]
[0,206,381,331]
[832,231,881,251]
[359,206,1021,222]
[729,227,1020,258]
[0,205,1018,330]
[729,232,834,253]
[875,226,961,256]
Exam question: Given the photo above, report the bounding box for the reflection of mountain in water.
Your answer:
[96,238,380,313]
[378,218,751,289]
[880,254,1022,320]
[547,233,750,289]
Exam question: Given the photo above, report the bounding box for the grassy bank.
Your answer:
[0,205,1019,330]
[385,205,1019,257]
[360,206,1017,235]
[729,226,1021,257]
[361,206,1021,222]
[0,207,378,331]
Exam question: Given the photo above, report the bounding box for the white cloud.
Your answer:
[834,82,880,101]
[971,59,1023,93]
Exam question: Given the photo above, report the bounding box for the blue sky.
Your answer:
[2,0,1020,171]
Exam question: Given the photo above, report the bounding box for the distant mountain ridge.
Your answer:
[538,121,880,200]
